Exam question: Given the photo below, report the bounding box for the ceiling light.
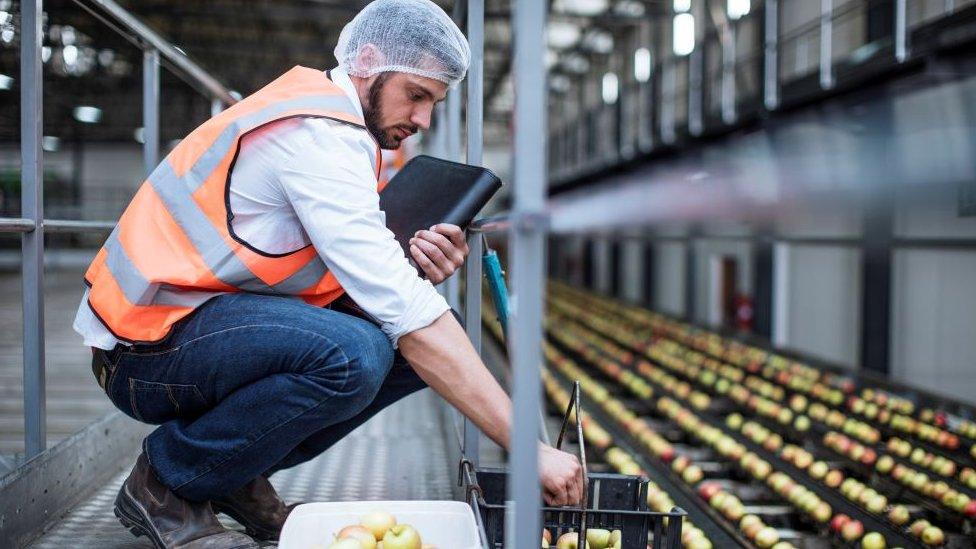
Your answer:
[41,47,51,63]
[634,48,652,82]
[545,49,559,69]
[550,74,571,93]
[73,106,102,124]
[562,53,590,74]
[555,0,608,16]
[62,45,78,66]
[613,1,646,18]
[674,0,691,13]
[0,27,13,44]
[582,29,614,54]
[0,73,12,90]
[728,0,750,20]
[673,13,696,56]
[42,136,60,152]
[60,25,76,46]
[602,72,618,104]
[134,127,145,144]
[547,20,581,49]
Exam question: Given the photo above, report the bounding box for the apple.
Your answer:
[887,505,910,525]
[360,512,397,541]
[825,470,844,488]
[586,529,611,549]
[841,520,864,542]
[965,499,976,519]
[328,540,363,549]
[861,532,886,549]
[555,531,585,549]
[809,461,828,479]
[338,525,379,549]
[811,501,832,523]
[682,465,704,484]
[383,525,422,549]
[875,455,894,474]
[754,526,780,549]
[608,530,622,549]
[909,519,931,538]
[830,513,851,533]
[920,526,944,546]
[543,530,553,544]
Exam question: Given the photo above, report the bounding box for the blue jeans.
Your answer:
[99,292,428,502]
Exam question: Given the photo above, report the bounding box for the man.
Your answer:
[74,1,583,547]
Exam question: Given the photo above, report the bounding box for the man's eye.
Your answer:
[411,93,424,101]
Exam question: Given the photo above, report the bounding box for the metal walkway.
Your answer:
[28,388,456,548]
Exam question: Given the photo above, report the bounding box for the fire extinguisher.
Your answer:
[734,294,754,331]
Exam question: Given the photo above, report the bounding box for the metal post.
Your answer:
[507,0,546,545]
[21,0,46,458]
[462,0,485,465]
[946,0,956,14]
[688,1,704,136]
[764,0,779,110]
[820,0,834,89]
[143,49,161,176]
[895,0,908,62]
[661,59,676,144]
[721,19,737,125]
[463,234,483,464]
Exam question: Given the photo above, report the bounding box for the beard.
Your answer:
[363,72,417,150]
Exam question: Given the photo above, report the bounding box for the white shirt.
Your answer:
[74,68,449,349]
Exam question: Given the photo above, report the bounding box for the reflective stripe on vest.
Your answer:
[85,66,381,343]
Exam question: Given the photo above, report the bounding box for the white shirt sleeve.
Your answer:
[279,118,450,347]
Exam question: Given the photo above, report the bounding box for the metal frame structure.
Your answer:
[10,0,238,461]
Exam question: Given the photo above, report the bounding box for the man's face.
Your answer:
[362,72,448,149]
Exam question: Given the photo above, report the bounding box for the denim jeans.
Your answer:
[98,292,428,502]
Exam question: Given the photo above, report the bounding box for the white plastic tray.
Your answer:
[278,500,482,549]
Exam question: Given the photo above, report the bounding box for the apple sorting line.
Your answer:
[544,284,964,544]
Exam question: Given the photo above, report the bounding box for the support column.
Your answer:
[860,206,893,374]
[753,236,774,338]
[21,0,46,458]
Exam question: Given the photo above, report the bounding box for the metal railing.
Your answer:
[11,0,237,460]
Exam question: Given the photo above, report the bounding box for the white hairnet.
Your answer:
[334,0,471,88]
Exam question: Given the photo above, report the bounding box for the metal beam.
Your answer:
[462,0,485,466]
[507,0,546,545]
[21,0,46,459]
[820,0,834,89]
[143,49,161,177]
[764,0,779,110]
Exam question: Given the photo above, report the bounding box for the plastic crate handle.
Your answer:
[555,380,590,549]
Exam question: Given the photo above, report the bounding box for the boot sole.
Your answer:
[211,502,279,542]
[113,485,169,549]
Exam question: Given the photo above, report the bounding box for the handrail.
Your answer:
[469,215,511,234]
[0,219,116,234]
[70,0,238,105]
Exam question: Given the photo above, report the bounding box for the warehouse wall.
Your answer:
[692,236,754,327]
[620,239,644,304]
[653,242,687,318]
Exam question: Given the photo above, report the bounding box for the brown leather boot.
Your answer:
[114,453,259,549]
[211,476,298,541]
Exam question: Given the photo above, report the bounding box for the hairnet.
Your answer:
[334,0,471,88]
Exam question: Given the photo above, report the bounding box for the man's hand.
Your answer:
[539,444,584,507]
[409,223,469,284]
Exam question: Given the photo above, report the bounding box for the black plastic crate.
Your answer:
[467,466,684,548]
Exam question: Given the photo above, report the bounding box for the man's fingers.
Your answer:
[410,244,444,283]
[431,224,466,249]
[411,237,452,272]
[417,230,465,265]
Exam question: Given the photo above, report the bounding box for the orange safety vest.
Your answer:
[85,66,383,344]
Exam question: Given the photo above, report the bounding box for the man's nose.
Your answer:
[411,105,433,131]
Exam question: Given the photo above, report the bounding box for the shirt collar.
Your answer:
[327,67,364,119]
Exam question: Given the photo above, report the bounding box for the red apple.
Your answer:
[830,514,851,533]
[841,520,864,542]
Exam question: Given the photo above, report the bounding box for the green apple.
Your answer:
[555,531,587,549]
[360,512,397,541]
[382,524,422,549]
[920,526,944,546]
[338,525,378,549]
[585,529,611,549]
[608,530,622,549]
[861,532,886,549]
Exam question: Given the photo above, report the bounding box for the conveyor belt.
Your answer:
[28,389,455,548]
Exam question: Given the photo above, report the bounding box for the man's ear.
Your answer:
[355,43,386,72]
